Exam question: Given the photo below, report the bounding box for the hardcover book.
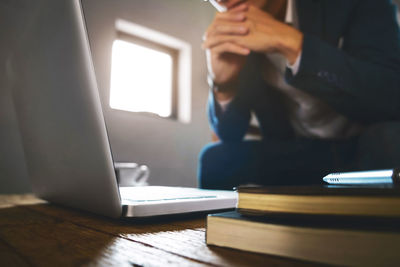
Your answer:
[237,185,400,217]
[206,211,400,266]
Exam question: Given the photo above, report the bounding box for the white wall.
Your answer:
[81,0,216,187]
[0,0,216,193]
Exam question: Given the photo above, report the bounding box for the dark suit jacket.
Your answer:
[208,0,400,142]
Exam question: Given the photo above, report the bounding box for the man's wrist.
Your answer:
[208,74,238,92]
[279,27,304,65]
[208,75,237,102]
[214,89,236,102]
[287,50,302,75]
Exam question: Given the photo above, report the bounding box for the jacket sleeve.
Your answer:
[207,53,269,142]
[286,0,400,123]
[207,85,251,143]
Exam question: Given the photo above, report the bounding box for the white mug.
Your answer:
[114,162,150,187]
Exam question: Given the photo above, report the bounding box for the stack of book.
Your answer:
[206,185,400,266]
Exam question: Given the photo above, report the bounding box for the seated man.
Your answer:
[198,0,400,189]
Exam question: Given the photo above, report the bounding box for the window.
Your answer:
[110,20,191,123]
[110,39,174,117]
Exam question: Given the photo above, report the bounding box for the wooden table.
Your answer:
[0,195,318,266]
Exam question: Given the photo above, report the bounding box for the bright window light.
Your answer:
[110,39,173,117]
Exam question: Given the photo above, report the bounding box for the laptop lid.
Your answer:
[7,0,122,218]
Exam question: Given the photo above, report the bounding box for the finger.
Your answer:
[207,23,248,38]
[215,11,246,22]
[203,34,238,49]
[227,1,249,12]
[225,0,248,11]
[245,5,274,24]
[202,23,245,42]
[211,42,250,56]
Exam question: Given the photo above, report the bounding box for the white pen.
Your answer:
[323,168,400,185]
[204,0,228,13]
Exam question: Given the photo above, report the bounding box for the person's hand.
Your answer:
[203,3,251,89]
[203,5,303,65]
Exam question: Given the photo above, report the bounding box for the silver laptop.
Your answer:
[7,0,236,218]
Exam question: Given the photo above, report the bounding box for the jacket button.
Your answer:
[317,71,327,78]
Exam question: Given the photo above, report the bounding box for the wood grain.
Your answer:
[0,195,318,266]
[0,238,30,267]
[0,206,206,266]
[26,203,314,266]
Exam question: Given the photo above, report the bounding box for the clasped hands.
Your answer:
[203,1,303,91]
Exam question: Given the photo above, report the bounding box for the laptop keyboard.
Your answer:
[123,195,217,203]
[119,186,219,204]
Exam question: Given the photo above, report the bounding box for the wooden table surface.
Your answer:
[0,195,319,267]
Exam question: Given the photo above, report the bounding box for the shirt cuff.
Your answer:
[208,74,235,113]
[287,50,302,76]
[216,97,233,113]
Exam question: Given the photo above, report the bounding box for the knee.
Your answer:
[197,142,226,189]
[357,121,400,168]
[198,143,220,169]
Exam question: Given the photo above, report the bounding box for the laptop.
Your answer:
[7,0,236,218]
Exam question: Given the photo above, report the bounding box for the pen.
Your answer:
[323,168,400,185]
[204,0,228,13]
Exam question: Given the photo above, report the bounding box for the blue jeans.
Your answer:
[198,122,400,190]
